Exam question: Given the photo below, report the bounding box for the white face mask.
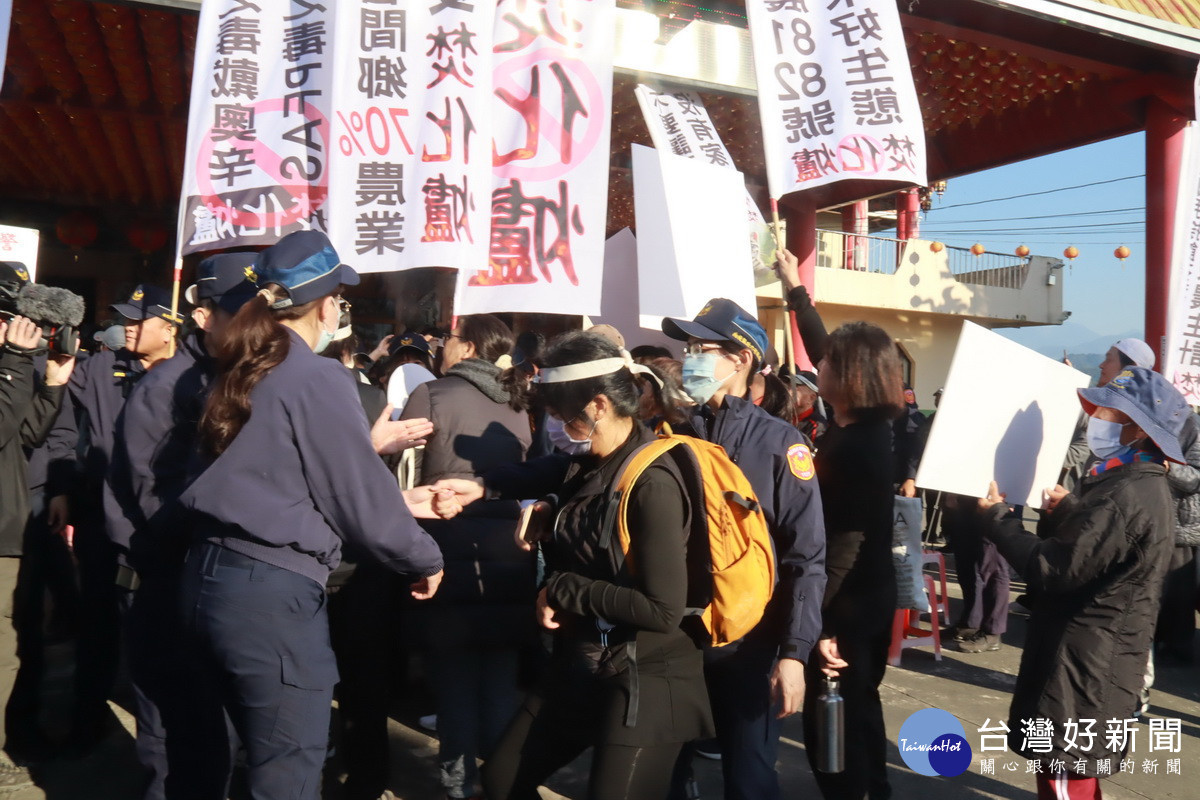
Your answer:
[1086,416,1129,459]
[546,414,596,456]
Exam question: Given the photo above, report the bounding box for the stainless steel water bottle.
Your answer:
[816,677,845,773]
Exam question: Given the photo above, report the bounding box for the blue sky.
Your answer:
[911,133,1147,349]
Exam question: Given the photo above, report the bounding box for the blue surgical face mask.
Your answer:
[682,352,734,406]
[547,414,596,456]
[313,301,338,354]
[1086,416,1129,459]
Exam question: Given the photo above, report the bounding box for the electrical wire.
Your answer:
[920,206,1143,224]
[927,175,1144,211]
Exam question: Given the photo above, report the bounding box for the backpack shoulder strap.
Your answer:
[598,438,682,562]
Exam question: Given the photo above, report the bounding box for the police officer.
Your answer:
[109,254,258,799]
[175,230,448,798]
[46,283,181,752]
[661,299,827,800]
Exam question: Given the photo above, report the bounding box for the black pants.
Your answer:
[803,622,893,800]
[951,518,1010,636]
[1155,545,1197,659]
[483,692,683,800]
[70,521,125,744]
[328,564,404,800]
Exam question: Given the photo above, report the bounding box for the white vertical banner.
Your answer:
[179,1,336,253]
[326,0,494,273]
[0,224,40,282]
[745,0,926,198]
[454,0,615,316]
[178,0,494,273]
[634,85,775,283]
[1165,122,1200,404]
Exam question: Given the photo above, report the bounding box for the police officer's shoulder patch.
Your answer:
[786,443,815,480]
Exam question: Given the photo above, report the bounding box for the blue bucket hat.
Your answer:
[111,284,182,325]
[254,230,359,309]
[1078,367,1190,463]
[661,298,768,362]
[185,252,259,314]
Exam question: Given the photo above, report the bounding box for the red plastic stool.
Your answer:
[888,574,943,666]
[922,550,951,625]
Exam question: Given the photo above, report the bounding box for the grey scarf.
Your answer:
[448,358,511,404]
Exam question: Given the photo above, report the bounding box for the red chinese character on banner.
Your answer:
[470,179,583,286]
[494,62,586,166]
[495,0,584,52]
[421,174,474,243]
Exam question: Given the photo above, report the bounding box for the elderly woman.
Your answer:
[978,366,1188,800]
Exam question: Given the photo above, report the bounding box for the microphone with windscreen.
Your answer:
[3,283,86,355]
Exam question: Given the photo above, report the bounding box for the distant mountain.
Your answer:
[996,322,1142,360]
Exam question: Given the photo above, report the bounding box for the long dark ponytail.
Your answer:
[198,285,320,456]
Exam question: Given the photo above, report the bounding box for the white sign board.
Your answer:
[584,228,684,352]
[634,84,774,285]
[0,224,40,282]
[745,0,926,197]
[1165,70,1200,404]
[916,322,1090,509]
[631,144,757,330]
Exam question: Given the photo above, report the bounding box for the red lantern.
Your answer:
[126,219,169,255]
[930,241,945,253]
[1114,246,1130,261]
[1015,244,1030,258]
[56,210,99,250]
[970,243,986,256]
[1063,246,1079,261]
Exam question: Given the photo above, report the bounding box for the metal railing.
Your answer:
[815,230,1031,289]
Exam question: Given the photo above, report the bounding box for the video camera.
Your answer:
[0,262,85,356]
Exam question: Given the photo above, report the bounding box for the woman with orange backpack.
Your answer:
[433,331,713,800]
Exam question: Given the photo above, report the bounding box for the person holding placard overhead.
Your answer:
[978,366,1186,800]
[660,299,826,800]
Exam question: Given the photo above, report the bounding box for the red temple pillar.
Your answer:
[1146,97,1187,369]
[841,199,868,271]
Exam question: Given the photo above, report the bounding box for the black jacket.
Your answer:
[401,362,534,647]
[1,349,65,554]
[983,461,1173,774]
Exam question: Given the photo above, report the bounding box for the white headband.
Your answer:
[535,350,662,389]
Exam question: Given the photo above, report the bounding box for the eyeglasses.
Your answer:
[683,342,726,357]
[337,297,351,312]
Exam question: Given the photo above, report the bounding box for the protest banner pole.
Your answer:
[167,255,182,358]
[770,198,796,375]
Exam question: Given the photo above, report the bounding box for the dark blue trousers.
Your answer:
[670,638,781,800]
[952,517,1010,635]
[180,543,338,800]
[126,567,229,800]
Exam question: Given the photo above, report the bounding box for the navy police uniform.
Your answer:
[108,254,257,800]
[176,231,444,799]
[664,299,827,800]
[46,342,148,745]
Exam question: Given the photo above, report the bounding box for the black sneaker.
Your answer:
[957,632,1001,653]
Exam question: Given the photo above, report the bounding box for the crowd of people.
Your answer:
[0,232,1194,800]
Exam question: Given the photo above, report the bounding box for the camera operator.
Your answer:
[0,273,77,782]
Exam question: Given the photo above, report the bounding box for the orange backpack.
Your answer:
[609,434,776,646]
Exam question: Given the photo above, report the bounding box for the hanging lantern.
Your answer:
[1015,244,1030,258]
[1063,246,1079,261]
[970,243,986,256]
[126,219,169,255]
[1114,245,1130,261]
[930,241,945,253]
[56,210,99,250]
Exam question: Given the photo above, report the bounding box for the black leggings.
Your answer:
[482,695,684,800]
